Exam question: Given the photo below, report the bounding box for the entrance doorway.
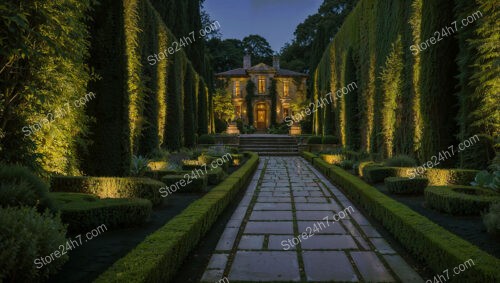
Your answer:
[256,103,267,130]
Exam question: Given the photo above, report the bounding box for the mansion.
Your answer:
[216,55,308,131]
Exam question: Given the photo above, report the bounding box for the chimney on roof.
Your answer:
[243,54,251,69]
[273,55,280,70]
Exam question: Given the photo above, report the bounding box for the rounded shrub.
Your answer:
[482,203,500,236]
[425,186,500,215]
[0,164,54,211]
[0,207,68,282]
[383,155,417,167]
[307,136,322,144]
[322,135,339,144]
[198,134,215,144]
[385,177,429,194]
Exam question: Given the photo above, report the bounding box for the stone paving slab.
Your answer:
[228,251,301,282]
[244,221,294,234]
[303,251,358,282]
[202,156,423,282]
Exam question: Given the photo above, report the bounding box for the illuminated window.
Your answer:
[258,76,266,94]
[284,108,290,117]
[234,81,240,97]
[283,80,290,97]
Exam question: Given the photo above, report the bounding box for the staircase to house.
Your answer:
[238,134,299,156]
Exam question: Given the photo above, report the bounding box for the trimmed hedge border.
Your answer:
[425,186,500,216]
[302,152,500,282]
[385,177,429,195]
[94,152,259,283]
[51,193,152,233]
[161,175,208,193]
[361,166,478,186]
[50,177,164,206]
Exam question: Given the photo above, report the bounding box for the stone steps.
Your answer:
[239,135,299,156]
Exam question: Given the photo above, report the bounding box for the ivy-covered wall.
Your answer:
[312,0,498,167]
[84,0,209,175]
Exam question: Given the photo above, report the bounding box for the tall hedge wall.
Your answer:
[0,0,94,175]
[85,0,207,174]
[312,0,498,166]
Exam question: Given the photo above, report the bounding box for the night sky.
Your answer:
[203,0,323,52]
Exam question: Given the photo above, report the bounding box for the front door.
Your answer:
[256,103,267,130]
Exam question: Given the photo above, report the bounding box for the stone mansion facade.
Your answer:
[216,55,308,131]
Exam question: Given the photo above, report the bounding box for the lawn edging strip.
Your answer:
[302,152,500,282]
[94,152,259,283]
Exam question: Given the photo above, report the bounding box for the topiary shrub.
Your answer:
[320,153,345,165]
[147,161,169,170]
[384,155,417,167]
[322,135,338,144]
[50,193,152,233]
[425,186,500,215]
[307,136,322,144]
[385,177,429,194]
[0,207,68,282]
[483,203,500,236]
[198,134,215,144]
[363,166,396,183]
[50,177,164,206]
[0,164,54,211]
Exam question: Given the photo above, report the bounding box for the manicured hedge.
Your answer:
[161,175,208,193]
[50,176,164,206]
[301,151,318,163]
[362,165,479,186]
[385,177,428,195]
[94,152,259,282]
[304,152,500,282]
[207,167,226,185]
[362,166,393,183]
[51,193,152,233]
[311,0,498,166]
[425,186,500,216]
[320,153,345,165]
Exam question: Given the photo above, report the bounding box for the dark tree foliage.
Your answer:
[280,0,358,73]
[242,35,274,65]
[183,66,196,147]
[206,38,245,73]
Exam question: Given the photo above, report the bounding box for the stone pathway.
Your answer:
[201,157,424,282]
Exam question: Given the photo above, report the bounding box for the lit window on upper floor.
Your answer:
[284,80,290,97]
[234,81,240,97]
[258,76,266,94]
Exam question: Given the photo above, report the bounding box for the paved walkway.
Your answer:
[201,157,424,282]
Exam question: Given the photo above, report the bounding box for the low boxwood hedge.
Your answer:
[319,153,345,165]
[385,177,429,194]
[361,165,479,186]
[161,174,208,193]
[94,152,259,283]
[425,186,500,215]
[207,167,226,185]
[363,166,394,183]
[301,151,317,162]
[303,152,500,282]
[50,177,164,206]
[50,193,152,233]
